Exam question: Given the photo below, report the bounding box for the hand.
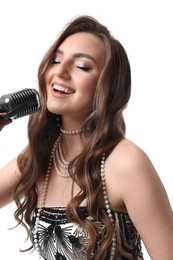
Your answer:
[0,118,12,131]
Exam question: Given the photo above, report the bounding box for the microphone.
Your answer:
[0,88,41,121]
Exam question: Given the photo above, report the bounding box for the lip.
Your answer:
[51,82,75,97]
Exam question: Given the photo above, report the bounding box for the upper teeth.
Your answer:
[53,84,72,94]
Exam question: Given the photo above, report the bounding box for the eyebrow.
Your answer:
[55,49,97,65]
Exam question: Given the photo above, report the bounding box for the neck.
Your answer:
[60,127,88,135]
[61,116,87,133]
[60,133,87,162]
[59,118,89,160]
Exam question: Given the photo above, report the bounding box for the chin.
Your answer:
[47,103,61,115]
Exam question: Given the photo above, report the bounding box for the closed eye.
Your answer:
[51,60,60,64]
[77,66,92,72]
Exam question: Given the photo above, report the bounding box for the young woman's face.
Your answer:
[45,32,105,121]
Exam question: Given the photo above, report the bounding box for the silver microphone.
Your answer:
[0,88,41,121]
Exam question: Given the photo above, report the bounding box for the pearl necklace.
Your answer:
[57,135,69,168]
[100,154,116,259]
[53,135,70,178]
[60,127,89,135]
[33,141,116,259]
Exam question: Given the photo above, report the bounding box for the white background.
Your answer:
[0,1,173,259]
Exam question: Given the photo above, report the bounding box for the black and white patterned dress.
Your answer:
[30,207,144,259]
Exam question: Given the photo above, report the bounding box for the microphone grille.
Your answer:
[11,88,41,119]
[12,88,41,119]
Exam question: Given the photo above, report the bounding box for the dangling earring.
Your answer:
[56,115,61,128]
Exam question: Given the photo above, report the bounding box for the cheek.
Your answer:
[79,81,97,107]
[83,77,98,101]
[77,74,98,92]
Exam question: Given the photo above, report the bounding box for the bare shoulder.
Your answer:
[107,138,153,175]
[105,138,160,210]
[0,157,19,173]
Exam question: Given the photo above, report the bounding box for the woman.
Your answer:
[0,15,173,260]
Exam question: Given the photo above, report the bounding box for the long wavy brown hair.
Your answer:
[14,15,131,259]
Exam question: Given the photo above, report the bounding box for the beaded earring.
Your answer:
[56,115,61,128]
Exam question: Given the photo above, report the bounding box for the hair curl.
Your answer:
[14,15,131,259]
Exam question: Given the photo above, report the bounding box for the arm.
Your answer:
[0,158,21,208]
[0,117,21,208]
[106,139,173,260]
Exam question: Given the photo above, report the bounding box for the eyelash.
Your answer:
[77,66,91,72]
[51,61,91,72]
[51,60,60,64]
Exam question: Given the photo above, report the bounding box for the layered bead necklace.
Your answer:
[53,134,70,178]
[33,128,116,259]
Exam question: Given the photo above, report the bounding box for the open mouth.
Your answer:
[53,84,74,94]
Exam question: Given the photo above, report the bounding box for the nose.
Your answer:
[55,62,70,80]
